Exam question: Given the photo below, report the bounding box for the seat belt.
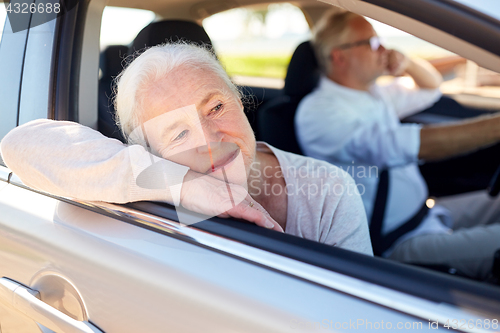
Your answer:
[369,169,430,256]
[370,169,389,256]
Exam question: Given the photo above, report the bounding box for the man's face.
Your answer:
[341,17,388,84]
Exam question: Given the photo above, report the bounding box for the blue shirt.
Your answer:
[295,76,450,254]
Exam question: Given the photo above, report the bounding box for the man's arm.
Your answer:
[419,113,500,161]
[387,50,443,89]
[1,119,183,203]
[296,95,423,169]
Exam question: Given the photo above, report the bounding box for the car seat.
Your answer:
[129,20,213,55]
[98,45,128,142]
[97,20,213,142]
[257,41,320,155]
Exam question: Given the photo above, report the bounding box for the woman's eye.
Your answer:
[174,130,188,141]
[210,103,223,115]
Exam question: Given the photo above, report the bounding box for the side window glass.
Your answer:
[371,18,500,111]
[0,5,30,144]
[0,5,6,42]
[203,3,311,88]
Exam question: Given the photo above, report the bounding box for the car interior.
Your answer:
[96,1,500,197]
[87,0,500,289]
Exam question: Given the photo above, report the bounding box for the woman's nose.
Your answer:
[195,128,223,154]
[196,141,222,154]
[204,125,224,144]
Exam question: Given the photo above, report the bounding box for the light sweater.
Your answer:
[1,119,373,255]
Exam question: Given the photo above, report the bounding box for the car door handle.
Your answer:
[0,277,103,333]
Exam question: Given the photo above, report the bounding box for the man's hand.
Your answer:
[386,50,410,76]
[386,50,443,89]
[180,170,284,232]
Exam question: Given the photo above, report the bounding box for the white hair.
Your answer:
[113,42,240,142]
[313,10,360,75]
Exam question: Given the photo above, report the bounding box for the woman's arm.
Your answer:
[1,119,281,230]
[1,119,186,203]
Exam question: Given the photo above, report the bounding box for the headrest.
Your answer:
[284,41,320,99]
[130,20,212,54]
[100,45,128,79]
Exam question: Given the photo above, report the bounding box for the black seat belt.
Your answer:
[370,169,389,256]
[370,169,430,256]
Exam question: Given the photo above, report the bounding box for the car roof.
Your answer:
[104,0,500,72]
[105,0,331,24]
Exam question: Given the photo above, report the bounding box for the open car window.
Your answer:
[93,1,500,285]
[202,3,310,89]
[100,6,155,50]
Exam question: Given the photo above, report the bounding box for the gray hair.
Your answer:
[313,10,360,75]
[114,42,241,142]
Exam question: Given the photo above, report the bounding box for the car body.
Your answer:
[1,0,500,332]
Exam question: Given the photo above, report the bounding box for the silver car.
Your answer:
[1,0,500,332]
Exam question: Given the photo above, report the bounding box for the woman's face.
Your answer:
[135,65,256,186]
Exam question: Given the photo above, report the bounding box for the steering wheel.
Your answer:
[488,163,500,197]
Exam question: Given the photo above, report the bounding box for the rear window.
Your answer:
[100,6,155,50]
[203,3,310,88]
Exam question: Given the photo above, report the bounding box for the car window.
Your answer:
[203,3,310,88]
[371,18,500,112]
[452,0,500,22]
[100,6,155,50]
[0,4,29,145]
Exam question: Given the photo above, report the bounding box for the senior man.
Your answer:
[295,10,500,279]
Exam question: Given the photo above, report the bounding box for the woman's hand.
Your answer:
[180,170,284,232]
[217,192,284,232]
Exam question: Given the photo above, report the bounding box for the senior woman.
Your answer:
[1,43,372,255]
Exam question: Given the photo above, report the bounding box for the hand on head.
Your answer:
[386,50,410,76]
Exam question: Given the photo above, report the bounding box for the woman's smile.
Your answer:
[209,146,240,173]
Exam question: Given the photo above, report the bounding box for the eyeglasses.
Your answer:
[337,36,382,51]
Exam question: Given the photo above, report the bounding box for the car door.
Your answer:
[1,0,500,332]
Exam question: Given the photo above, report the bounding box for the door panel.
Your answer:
[0,183,444,332]
[0,182,42,332]
[0,306,44,333]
